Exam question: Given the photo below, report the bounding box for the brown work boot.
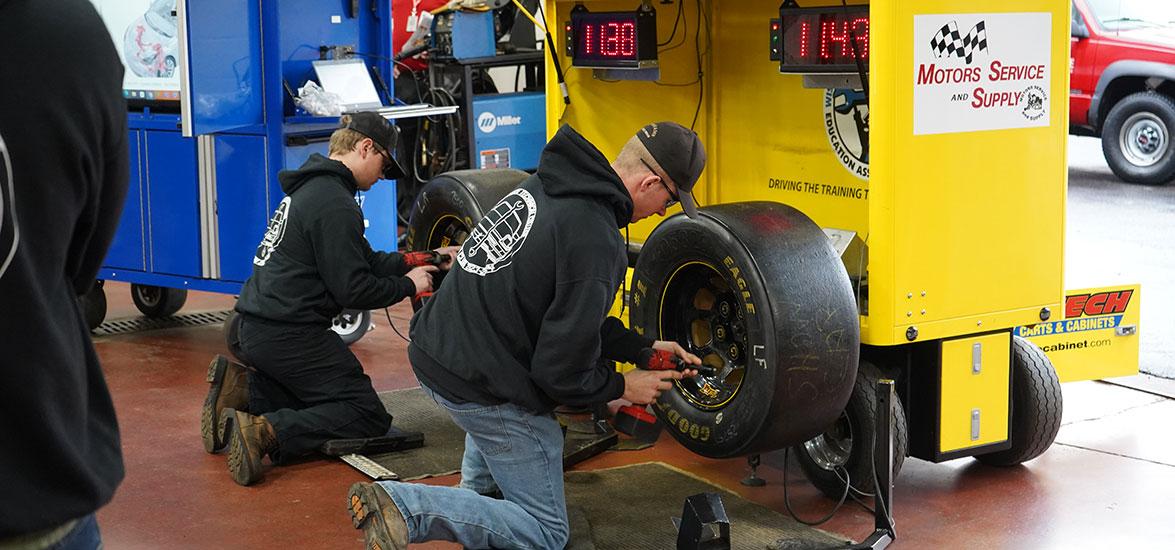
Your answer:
[225,409,276,486]
[348,482,409,550]
[201,355,249,453]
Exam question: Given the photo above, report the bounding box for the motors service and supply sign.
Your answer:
[913,12,1052,135]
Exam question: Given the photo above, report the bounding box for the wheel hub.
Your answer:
[332,312,361,334]
[660,264,749,410]
[1121,112,1168,167]
[135,286,161,307]
[803,413,853,470]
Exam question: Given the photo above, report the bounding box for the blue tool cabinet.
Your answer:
[94,0,402,321]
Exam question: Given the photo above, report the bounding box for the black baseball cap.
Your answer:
[343,112,406,180]
[636,122,706,218]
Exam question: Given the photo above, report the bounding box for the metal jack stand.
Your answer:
[741,454,767,487]
[846,379,896,550]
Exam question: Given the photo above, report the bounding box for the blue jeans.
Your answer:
[377,385,569,549]
[49,514,101,550]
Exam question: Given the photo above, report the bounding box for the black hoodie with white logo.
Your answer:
[409,125,652,413]
[236,153,417,325]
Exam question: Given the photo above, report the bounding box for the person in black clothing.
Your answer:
[0,1,128,547]
[345,122,708,549]
[201,112,456,486]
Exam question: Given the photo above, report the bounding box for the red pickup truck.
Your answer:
[1071,0,1175,184]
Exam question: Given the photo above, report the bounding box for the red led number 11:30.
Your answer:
[799,18,869,60]
[581,22,636,57]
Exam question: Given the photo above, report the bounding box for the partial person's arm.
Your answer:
[310,205,418,309]
[365,240,410,278]
[68,96,129,295]
[530,277,626,407]
[599,316,654,363]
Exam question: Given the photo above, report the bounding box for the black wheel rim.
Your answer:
[658,261,748,411]
[427,215,470,249]
[135,285,162,307]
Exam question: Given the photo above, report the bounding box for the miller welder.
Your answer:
[402,1,546,178]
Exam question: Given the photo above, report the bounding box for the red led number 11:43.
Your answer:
[582,22,636,57]
[799,17,869,60]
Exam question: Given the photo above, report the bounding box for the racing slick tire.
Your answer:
[405,169,529,309]
[629,202,860,458]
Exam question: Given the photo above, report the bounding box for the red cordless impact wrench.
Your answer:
[404,250,449,306]
[613,347,716,439]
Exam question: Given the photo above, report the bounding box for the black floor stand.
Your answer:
[561,403,618,468]
[845,379,896,550]
[741,454,767,487]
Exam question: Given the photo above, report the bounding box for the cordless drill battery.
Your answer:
[404,250,446,268]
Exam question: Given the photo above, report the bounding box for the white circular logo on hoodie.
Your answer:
[458,188,536,276]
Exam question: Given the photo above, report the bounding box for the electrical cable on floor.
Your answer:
[384,307,411,343]
[781,447,854,526]
[868,431,898,533]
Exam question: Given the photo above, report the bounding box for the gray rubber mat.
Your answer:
[564,462,849,550]
[369,388,467,481]
[366,389,622,481]
[92,310,231,337]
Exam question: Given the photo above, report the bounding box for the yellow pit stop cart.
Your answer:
[403,0,1141,529]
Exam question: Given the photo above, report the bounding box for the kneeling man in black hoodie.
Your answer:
[346,122,707,549]
[201,113,455,486]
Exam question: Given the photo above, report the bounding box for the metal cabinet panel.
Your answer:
[214,134,269,282]
[105,130,147,270]
[145,130,201,277]
[178,0,264,136]
[940,332,1011,453]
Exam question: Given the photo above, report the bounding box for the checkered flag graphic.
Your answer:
[929,20,988,64]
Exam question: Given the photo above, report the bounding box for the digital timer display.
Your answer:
[566,6,658,69]
[779,6,870,73]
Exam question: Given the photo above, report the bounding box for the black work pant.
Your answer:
[235,314,391,463]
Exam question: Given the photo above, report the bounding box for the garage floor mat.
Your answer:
[563,462,849,550]
[367,388,467,481]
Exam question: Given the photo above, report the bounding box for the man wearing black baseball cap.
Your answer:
[202,112,457,486]
[633,121,706,219]
[345,121,707,549]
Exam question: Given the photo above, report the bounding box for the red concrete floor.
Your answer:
[90,282,1175,549]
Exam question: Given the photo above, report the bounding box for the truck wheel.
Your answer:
[1101,92,1175,184]
[629,202,860,458]
[794,361,908,499]
[975,336,1062,466]
[131,284,187,317]
[331,309,372,346]
[404,169,528,309]
[79,281,107,331]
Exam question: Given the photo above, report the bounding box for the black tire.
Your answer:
[79,281,107,331]
[130,284,187,317]
[975,336,1062,466]
[331,309,372,346]
[630,202,860,458]
[794,361,908,499]
[1101,92,1175,185]
[404,168,529,309]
